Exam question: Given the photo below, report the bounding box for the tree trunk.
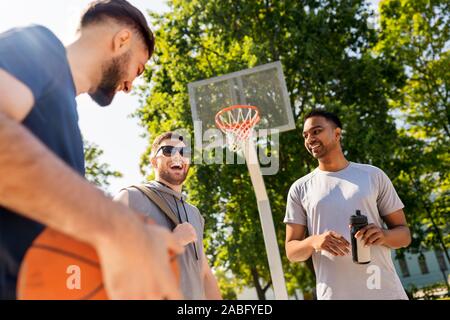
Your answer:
[409,176,449,264]
[423,202,450,264]
[250,267,266,300]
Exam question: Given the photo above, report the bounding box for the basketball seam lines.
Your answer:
[31,244,100,268]
[80,284,104,300]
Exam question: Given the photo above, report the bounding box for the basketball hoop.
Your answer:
[215,105,260,152]
[190,62,292,300]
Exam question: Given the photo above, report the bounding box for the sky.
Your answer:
[0,0,380,197]
[0,0,170,195]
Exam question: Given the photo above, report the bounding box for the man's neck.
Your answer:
[66,36,100,95]
[155,179,183,193]
[317,150,349,172]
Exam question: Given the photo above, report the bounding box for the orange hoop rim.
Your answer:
[215,105,260,131]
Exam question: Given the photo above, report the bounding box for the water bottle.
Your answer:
[350,210,371,264]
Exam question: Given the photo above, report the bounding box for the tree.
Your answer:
[389,133,449,293]
[84,141,122,190]
[136,0,406,299]
[376,0,449,142]
[375,0,449,272]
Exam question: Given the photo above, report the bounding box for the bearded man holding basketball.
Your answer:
[0,0,183,300]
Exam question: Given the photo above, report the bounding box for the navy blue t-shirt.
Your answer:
[0,25,85,299]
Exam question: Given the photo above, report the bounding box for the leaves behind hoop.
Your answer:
[17,215,180,300]
[215,105,260,152]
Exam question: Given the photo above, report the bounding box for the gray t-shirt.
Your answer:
[116,181,206,300]
[284,162,408,300]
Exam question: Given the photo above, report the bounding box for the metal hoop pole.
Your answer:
[242,138,289,300]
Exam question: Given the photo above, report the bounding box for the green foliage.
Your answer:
[84,141,122,189]
[376,0,449,142]
[133,0,412,299]
[376,0,449,262]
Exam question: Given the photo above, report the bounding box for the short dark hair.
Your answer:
[80,0,155,58]
[304,109,342,129]
[151,132,185,157]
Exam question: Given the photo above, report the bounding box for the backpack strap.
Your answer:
[130,185,180,226]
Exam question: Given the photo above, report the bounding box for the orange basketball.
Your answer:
[16,217,180,300]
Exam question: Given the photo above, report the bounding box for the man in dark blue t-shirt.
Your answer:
[0,0,183,300]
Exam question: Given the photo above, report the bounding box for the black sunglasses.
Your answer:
[156,145,191,158]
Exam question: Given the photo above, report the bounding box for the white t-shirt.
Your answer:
[284,162,408,300]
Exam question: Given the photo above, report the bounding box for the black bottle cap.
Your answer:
[350,209,368,224]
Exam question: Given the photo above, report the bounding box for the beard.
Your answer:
[89,51,131,107]
[159,168,188,186]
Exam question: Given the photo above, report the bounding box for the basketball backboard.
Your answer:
[187,61,296,300]
[188,61,295,146]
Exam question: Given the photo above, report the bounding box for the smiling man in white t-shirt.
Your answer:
[284,110,411,300]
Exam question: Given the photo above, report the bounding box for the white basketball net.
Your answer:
[216,106,260,152]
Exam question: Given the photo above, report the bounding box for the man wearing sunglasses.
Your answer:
[114,132,222,300]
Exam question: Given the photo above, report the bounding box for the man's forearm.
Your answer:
[383,226,411,249]
[0,112,134,247]
[286,236,315,262]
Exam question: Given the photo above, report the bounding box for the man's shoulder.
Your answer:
[349,162,385,176]
[124,185,156,197]
[123,186,171,220]
[122,186,155,204]
[289,170,319,192]
[17,24,54,36]
[122,185,139,194]
[0,24,66,87]
[1,24,59,45]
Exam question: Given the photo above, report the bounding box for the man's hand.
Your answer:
[96,217,184,300]
[355,223,386,246]
[312,231,350,256]
[1,72,184,300]
[173,222,197,246]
